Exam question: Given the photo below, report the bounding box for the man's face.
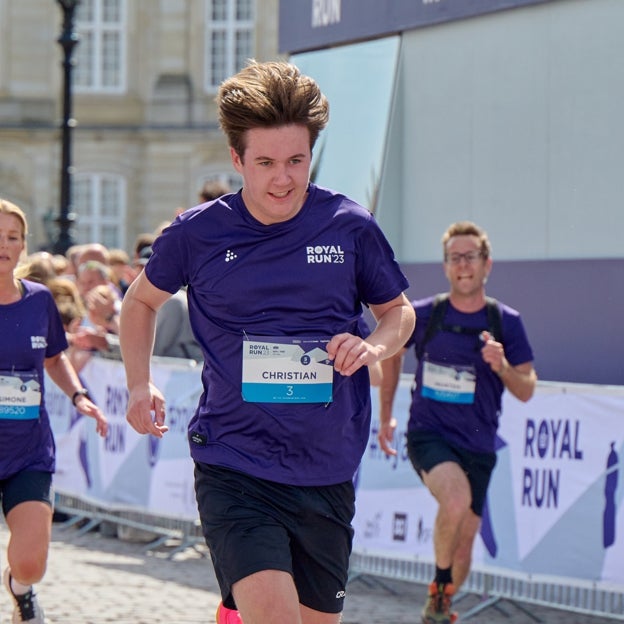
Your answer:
[77,268,107,296]
[443,234,492,297]
[231,124,312,225]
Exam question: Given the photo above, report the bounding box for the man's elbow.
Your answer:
[519,374,538,403]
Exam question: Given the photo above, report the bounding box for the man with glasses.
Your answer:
[378,221,537,624]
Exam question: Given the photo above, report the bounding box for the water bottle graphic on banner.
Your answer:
[603,441,618,549]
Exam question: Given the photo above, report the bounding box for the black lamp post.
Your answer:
[53,0,81,255]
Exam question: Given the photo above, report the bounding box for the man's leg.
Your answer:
[232,569,341,624]
[196,464,348,624]
[452,510,481,589]
[423,461,472,575]
[420,461,473,623]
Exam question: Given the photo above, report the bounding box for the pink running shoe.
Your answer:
[216,601,243,623]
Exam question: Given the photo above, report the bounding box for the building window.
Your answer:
[74,0,126,93]
[73,173,126,249]
[205,0,254,91]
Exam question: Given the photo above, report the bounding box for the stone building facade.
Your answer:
[0,0,280,252]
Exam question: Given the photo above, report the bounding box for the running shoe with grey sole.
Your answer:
[3,567,45,624]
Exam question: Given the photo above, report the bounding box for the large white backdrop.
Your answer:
[48,358,623,587]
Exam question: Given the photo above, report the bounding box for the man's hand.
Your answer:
[378,418,398,456]
[327,333,382,377]
[480,331,508,375]
[126,382,169,438]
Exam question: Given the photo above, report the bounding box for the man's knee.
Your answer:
[9,555,47,586]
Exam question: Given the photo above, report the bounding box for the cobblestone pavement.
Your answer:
[0,520,620,623]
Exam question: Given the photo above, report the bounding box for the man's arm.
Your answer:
[327,293,415,377]
[481,331,537,402]
[367,293,415,360]
[119,271,173,437]
[498,361,537,402]
[377,348,406,456]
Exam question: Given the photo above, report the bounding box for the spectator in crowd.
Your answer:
[76,242,110,267]
[108,248,136,296]
[75,261,120,327]
[119,60,414,624]
[50,253,70,277]
[135,246,202,362]
[16,252,57,285]
[78,243,124,300]
[47,277,86,328]
[198,179,232,203]
[75,260,112,301]
[47,277,92,372]
[1,198,107,624]
[131,233,156,269]
[64,244,85,279]
[71,260,122,357]
[83,283,121,335]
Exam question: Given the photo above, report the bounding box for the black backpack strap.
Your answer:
[484,296,503,343]
[416,294,504,361]
[416,293,449,360]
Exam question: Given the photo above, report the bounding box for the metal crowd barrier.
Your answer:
[54,491,206,559]
[348,552,624,620]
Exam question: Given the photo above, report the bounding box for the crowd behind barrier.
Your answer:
[46,356,624,619]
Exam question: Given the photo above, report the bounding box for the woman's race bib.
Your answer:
[0,370,41,419]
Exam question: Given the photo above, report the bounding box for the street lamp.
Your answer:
[53,0,81,255]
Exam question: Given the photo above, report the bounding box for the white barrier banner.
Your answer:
[48,357,202,520]
[48,358,624,585]
[354,378,624,586]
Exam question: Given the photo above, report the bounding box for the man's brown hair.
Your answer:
[217,60,329,160]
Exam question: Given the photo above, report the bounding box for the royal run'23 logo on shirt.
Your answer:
[306,244,345,264]
[31,335,48,349]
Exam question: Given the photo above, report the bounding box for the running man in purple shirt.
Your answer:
[0,199,108,624]
[379,221,536,624]
[119,60,414,624]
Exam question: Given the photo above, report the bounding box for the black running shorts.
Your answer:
[0,470,53,517]
[194,462,355,614]
[407,431,496,516]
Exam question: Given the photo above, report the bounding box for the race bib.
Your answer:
[242,336,333,403]
[0,370,42,419]
[421,359,476,404]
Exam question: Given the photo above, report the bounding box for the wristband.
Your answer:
[72,388,90,406]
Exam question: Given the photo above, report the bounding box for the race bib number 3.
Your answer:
[242,336,333,403]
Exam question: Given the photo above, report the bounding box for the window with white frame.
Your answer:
[74,0,126,93]
[205,0,254,91]
[73,173,126,249]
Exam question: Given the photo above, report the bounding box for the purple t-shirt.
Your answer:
[406,295,534,453]
[146,183,409,486]
[0,280,68,479]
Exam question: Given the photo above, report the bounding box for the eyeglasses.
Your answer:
[445,251,483,265]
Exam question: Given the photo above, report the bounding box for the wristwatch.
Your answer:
[71,388,90,406]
